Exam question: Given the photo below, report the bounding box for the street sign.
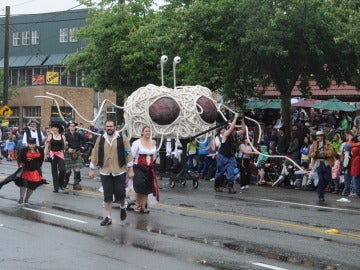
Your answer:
[0,105,13,119]
[1,119,9,127]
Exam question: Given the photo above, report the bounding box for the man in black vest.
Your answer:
[22,119,45,148]
[89,120,134,226]
[22,118,48,184]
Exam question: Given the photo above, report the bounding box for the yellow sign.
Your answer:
[46,71,59,85]
[0,105,13,119]
[1,119,9,127]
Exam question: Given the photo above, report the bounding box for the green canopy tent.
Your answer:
[312,98,356,112]
[260,99,282,109]
[246,100,267,110]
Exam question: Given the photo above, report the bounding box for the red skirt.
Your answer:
[22,170,42,182]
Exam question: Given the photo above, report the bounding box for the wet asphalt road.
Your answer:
[0,160,359,270]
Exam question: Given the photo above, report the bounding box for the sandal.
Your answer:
[256,181,266,186]
[134,204,141,213]
[141,208,150,214]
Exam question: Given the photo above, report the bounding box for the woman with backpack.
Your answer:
[341,144,352,196]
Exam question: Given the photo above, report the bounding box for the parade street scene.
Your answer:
[1,0,360,270]
[0,157,360,270]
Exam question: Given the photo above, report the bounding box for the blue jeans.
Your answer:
[214,153,237,187]
[342,173,352,195]
[316,161,331,199]
[351,176,360,195]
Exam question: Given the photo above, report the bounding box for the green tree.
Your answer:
[66,0,160,102]
[0,68,20,103]
[67,0,359,136]
[228,0,360,135]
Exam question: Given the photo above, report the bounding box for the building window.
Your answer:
[21,31,30,45]
[23,106,41,118]
[69,27,79,42]
[59,28,69,43]
[8,107,19,127]
[9,106,19,117]
[31,30,40,44]
[13,32,21,46]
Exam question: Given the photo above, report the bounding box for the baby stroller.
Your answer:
[265,162,282,183]
[272,160,298,187]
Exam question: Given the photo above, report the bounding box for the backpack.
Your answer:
[340,150,352,173]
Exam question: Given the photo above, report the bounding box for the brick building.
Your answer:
[0,8,118,128]
[9,86,116,128]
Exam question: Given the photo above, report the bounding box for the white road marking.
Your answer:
[261,199,359,212]
[251,262,288,270]
[24,207,88,223]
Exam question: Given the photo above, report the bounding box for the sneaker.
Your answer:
[245,185,249,189]
[58,188,69,194]
[228,187,237,194]
[214,187,223,192]
[318,198,325,202]
[100,217,112,226]
[17,198,24,205]
[240,186,246,190]
[120,208,127,221]
[24,200,31,206]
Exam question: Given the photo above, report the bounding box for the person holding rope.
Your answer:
[89,119,134,226]
[214,113,245,193]
[309,130,335,202]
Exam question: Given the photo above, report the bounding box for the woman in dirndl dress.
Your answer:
[131,126,159,213]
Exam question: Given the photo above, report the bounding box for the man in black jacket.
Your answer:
[276,126,289,155]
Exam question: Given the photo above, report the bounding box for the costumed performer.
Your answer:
[0,138,45,205]
[131,126,159,214]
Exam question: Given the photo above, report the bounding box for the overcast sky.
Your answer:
[1,0,166,15]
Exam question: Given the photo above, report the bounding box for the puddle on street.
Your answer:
[1,198,356,270]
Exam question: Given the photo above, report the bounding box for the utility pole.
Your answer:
[3,6,10,105]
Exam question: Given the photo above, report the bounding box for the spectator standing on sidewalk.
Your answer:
[349,143,360,197]
[89,119,134,226]
[341,144,352,196]
[238,137,257,189]
[276,126,289,155]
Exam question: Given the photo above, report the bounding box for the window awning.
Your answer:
[13,55,34,67]
[0,56,32,67]
[43,54,68,66]
[25,55,48,66]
